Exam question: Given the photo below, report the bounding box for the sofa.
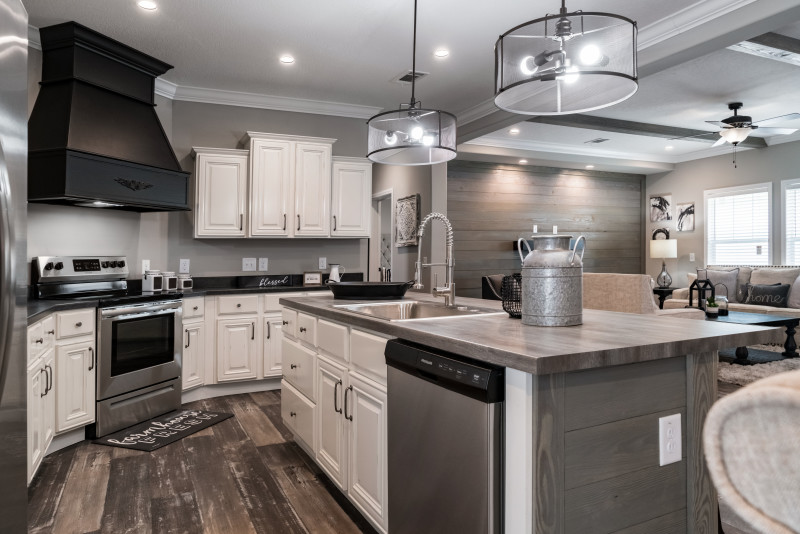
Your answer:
[664,265,800,343]
[583,273,705,319]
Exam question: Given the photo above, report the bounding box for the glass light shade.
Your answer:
[719,127,751,144]
[649,239,677,259]
[494,11,638,115]
[367,108,457,165]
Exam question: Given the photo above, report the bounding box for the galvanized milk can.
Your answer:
[517,235,586,326]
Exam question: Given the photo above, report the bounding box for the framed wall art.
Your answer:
[649,194,673,222]
[395,194,421,247]
[676,202,695,232]
[652,228,670,240]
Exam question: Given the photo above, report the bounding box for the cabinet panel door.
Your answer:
[217,319,258,382]
[348,374,388,530]
[195,153,248,237]
[27,362,45,484]
[331,160,372,237]
[295,142,331,236]
[55,342,94,433]
[182,322,205,391]
[264,315,284,377]
[250,139,293,236]
[316,357,347,490]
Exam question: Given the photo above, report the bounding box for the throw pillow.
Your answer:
[743,283,791,308]
[750,268,800,308]
[707,266,752,302]
[791,276,800,309]
[697,268,739,302]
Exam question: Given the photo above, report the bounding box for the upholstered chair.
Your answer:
[583,273,705,319]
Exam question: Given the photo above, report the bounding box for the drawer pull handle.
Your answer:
[75,321,82,327]
[344,385,353,421]
[35,338,43,344]
[297,214,301,231]
[299,326,307,333]
[47,364,53,393]
[240,214,243,231]
[334,380,343,414]
[46,330,54,335]
[88,347,94,371]
[333,215,337,231]
[251,322,255,340]
[290,411,296,417]
[290,364,297,369]
[193,306,199,311]
[283,214,287,231]
[40,368,47,397]
[282,320,289,326]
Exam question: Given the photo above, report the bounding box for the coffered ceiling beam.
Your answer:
[747,32,800,55]
[525,115,768,149]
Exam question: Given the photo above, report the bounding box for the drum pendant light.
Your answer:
[366,0,457,165]
[494,0,638,115]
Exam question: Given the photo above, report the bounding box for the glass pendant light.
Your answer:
[366,0,457,165]
[494,0,638,115]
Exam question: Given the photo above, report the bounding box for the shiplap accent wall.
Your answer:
[447,161,645,298]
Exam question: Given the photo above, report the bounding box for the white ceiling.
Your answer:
[23,0,800,173]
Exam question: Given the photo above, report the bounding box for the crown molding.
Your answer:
[154,78,178,99]
[28,25,41,50]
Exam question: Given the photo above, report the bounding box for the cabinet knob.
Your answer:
[46,330,54,335]
[75,321,82,327]
[236,303,242,308]
[299,326,307,333]
[290,411,296,417]
[193,306,199,311]
[35,338,43,344]
[290,364,297,369]
[282,320,289,325]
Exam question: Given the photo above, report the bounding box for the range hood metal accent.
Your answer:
[28,22,190,212]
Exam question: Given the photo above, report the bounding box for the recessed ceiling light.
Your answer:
[509,128,520,135]
[280,55,295,64]
[665,145,674,151]
[137,1,157,10]
[434,49,450,58]
[585,165,595,169]
[519,159,528,164]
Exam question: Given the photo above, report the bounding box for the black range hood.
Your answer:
[28,22,190,212]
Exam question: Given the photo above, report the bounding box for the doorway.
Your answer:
[370,189,393,282]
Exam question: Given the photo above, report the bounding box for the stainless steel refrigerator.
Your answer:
[0,0,29,531]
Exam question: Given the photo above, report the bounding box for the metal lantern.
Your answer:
[715,283,730,316]
[494,0,638,115]
[689,279,715,310]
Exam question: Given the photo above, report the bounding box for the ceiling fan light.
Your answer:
[720,127,751,144]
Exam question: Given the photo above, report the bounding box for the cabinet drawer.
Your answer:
[265,291,306,312]
[282,338,315,400]
[317,319,348,363]
[281,379,315,449]
[183,297,205,319]
[217,295,258,315]
[350,329,390,384]
[297,313,317,346]
[282,308,298,338]
[27,321,44,365]
[55,309,95,340]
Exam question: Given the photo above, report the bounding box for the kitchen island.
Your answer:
[280,293,775,534]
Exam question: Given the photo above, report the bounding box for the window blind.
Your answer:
[706,184,771,265]
[785,180,800,265]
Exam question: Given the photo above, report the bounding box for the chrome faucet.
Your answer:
[413,212,456,306]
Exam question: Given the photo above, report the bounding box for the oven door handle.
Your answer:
[101,302,181,319]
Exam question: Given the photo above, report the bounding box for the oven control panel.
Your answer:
[33,256,129,283]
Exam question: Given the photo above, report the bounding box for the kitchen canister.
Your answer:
[177,273,193,289]
[517,234,586,326]
[161,271,178,291]
[142,270,163,292]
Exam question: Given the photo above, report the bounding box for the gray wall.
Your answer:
[448,161,645,298]
[646,140,800,288]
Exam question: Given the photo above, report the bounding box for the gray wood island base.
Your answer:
[279,294,775,534]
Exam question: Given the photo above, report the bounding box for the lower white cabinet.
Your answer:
[217,318,258,382]
[55,341,95,433]
[27,347,55,484]
[182,321,206,391]
[281,379,315,448]
[317,356,348,489]
[264,314,284,377]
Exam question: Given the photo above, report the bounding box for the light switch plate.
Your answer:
[689,252,695,262]
[141,259,150,273]
[319,257,327,270]
[179,259,190,273]
[659,414,682,466]
[258,257,269,271]
[242,258,257,271]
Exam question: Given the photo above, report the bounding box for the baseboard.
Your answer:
[47,427,87,456]
[181,378,281,403]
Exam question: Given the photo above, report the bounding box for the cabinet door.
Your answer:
[27,362,45,484]
[217,319,258,382]
[316,357,347,490]
[264,315,284,377]
[347,373,388,530]
[294,142,332,237]
[182,322,205,391]
[55,341,94,433]
[250,139,293,236]
[195,151,248,237]
[331,159,372,237]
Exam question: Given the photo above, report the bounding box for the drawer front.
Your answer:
[218,295,259,315]
[297,313,317,347]
[42,315,55,351]
[265,291,306,312]
[282,308,298,338]
[282,338,315,400]
[317,319,348,363]
[55,309,95,340]
[183,297,205,319]
[281,379,315,449]
[350,329,390,384]
[27,321,44,365]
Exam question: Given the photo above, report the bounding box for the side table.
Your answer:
[653,287,675,309]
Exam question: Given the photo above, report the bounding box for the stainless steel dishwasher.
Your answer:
[385,339,504,534]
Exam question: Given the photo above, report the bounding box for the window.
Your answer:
[783,178,800,265]
[705,183,771,266]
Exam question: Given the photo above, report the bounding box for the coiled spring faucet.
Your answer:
[413,212,456,306]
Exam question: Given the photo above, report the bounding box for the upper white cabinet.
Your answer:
[331,157,372,238]
[248,137,293,236]
[192,147,249,238]
[295,142,332,236]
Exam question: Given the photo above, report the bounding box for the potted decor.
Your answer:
[706,296,720,318]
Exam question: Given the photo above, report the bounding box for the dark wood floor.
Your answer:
[28,391,377,534]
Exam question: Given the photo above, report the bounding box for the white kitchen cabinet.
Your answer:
[281,379,316,450]
[217,318,258,382]
[331,157,372,237]
[249,137,293,236]
[54,340,95,433]
[182,322,206,391]
[316,355,348,489]
[27,347,54,484]
[294,142,332,237]
[264,314,284,377]
[192,147,249,238]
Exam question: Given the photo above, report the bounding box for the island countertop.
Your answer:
[279,293,776,375]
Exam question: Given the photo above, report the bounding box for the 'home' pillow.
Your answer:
[743,283,791,308]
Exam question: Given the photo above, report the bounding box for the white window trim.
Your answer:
[704,181,772,266]
[781,178,800,265]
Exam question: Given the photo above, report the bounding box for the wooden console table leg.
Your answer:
[782,320,799,358]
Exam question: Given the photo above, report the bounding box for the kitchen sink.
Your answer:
[334,300,505,321]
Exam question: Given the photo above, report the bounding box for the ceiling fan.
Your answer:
[702,102,800,147]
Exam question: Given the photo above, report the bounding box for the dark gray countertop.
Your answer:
[279,294,776,375]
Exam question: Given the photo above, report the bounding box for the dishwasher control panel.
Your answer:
[416,354,491,389]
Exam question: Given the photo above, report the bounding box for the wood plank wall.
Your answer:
[447,161,645,298]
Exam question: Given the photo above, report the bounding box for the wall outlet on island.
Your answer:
[141,259,150,273]
[258,258,269,271]
[179,259,190,273]
[319,257,327,270]
[242,258,257,272]
[659,414,682,466]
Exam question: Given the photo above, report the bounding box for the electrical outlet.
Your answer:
[659,414,682,466]
[242,258,257,271]
[319,257,327,270]
[141,259,150,272]
[689,252,695,262]
[258,257,269,271]
[179,259,190,273]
